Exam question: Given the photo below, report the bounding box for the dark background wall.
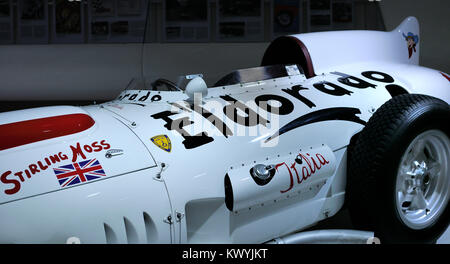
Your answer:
[0,0,447,112]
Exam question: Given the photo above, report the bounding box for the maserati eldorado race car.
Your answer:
[0,17,449,244]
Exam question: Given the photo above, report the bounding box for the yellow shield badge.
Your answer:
[151,135,172,152]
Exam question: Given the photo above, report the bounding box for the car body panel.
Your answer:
[0,17,449,243]
[0,106,157,204]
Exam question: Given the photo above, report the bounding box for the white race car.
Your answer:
[0,17,448,244]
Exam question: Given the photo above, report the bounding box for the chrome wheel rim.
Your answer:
[395,129,450,230]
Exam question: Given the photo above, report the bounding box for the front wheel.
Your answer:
[395,129,449,231]
[347,94,450,243]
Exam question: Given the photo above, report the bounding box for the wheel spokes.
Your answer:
[411,190,428,211]
[409,139,426,162]
[398,171,415,186]
[427,160,441,176]
[399,188,428,213]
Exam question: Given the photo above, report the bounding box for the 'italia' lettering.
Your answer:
[276,152,330,193]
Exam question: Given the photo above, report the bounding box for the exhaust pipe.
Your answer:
[266,229,376,244]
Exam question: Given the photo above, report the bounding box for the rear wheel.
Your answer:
[347,94,450,243]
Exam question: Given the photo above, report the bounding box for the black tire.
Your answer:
[347,94,450,244]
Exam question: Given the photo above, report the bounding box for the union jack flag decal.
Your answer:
[53,159,106,188]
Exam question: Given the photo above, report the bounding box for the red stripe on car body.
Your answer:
[441,72,450,82]
[0,114,95,151]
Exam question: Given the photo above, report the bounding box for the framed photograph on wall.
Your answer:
[310,0,330,10]
[17,0,49,44]
[307,0,332,32]
[163,0,209,42]
[117,0,143,16]
[0,0,13,44]
[52,0,84,43]
[216,0,264,42]
[88,0,148,43]
[332,0,354,30]
[272,0,302,38]
[92,0,115,17]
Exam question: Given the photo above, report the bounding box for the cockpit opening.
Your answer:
[127,63,305,92]
[261,36,316,78]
